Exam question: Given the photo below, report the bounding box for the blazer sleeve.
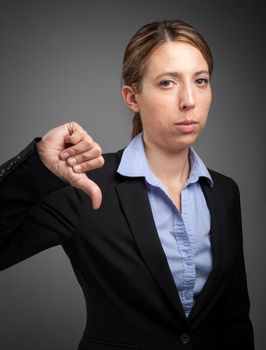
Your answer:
[0,139,82,270]
[220,181,255,349]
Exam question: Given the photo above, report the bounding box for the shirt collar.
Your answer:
[117,133,213,188]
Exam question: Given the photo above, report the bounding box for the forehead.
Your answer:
[144,41,209,77]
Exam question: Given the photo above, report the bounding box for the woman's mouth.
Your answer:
[174,120,198,133]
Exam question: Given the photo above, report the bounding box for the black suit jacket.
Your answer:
[0,140,254,350]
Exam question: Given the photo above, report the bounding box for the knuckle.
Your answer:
[84,136,94,147]
[65,148,76,157]
[98,156,105,166]
[94,144,102,155]
[81,163,88,172]
[74,163,85,173]
[73,130,82,139]
[69,146,79,155]
[71,121,79,129]
[66,121,76,132]
[80,152,88,162]
[85,141,93,150]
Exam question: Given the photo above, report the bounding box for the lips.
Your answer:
[174,120,198,133]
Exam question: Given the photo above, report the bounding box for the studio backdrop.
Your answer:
[0,1,265,349]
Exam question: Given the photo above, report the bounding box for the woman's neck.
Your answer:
[144,140,190,190]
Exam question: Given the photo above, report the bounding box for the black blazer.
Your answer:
[0,140,254,350]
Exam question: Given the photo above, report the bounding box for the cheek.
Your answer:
[139,92,174,118]
[138,96,160,122]
[205,89,212,111]
[201,92,212,117]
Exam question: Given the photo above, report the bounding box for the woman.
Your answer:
[0,19,254,349]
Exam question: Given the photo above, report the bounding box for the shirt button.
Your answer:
[185,291,193,300]
[179,332,191,344]
[185,258,192,265]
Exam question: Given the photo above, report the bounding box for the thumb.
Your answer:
[70,175,102,209]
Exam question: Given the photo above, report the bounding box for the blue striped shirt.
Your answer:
[117,133,213,317]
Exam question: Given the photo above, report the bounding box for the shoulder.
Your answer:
[208,168,241,209]
[208,168,239,190]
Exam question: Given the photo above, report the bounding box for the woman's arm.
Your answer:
[0,122,104,270]
[220,182,255,349]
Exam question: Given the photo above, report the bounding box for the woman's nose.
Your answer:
[179,85,195,111]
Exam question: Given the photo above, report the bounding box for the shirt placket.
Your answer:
[173,186,196,317]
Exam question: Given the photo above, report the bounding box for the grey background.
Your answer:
[0,0,265,349]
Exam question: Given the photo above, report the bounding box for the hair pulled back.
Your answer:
[122,19,213,138]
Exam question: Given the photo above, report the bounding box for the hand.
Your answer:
[37,121,104,209]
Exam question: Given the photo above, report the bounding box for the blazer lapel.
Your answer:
[116,177,186,318]
[188,179,228,326]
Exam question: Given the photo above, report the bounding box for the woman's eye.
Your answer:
[195,78,209,86]
[159,80,175,88]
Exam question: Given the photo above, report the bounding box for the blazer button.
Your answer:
[179,332,191,344]
[7,162,14,171]
[0,169,6,177]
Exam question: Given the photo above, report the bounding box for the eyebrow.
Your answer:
[155,70,210,79]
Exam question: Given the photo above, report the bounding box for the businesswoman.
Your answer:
[0,19,254,349]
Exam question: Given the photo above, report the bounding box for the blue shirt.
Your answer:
[117,133,213,317]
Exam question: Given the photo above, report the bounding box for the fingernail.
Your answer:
[61,152,69,160]
[74,165,81,172]
[68,158,76,165]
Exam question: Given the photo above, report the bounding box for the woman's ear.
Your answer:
[121,85,140,112]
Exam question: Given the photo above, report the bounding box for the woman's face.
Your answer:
[135,40,212,153]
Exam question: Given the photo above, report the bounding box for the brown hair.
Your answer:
[122,19,213,138]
